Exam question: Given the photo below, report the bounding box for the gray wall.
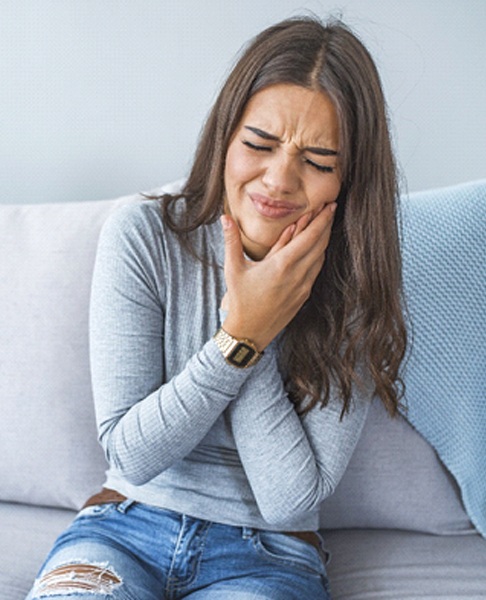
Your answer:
[1,0,485,204]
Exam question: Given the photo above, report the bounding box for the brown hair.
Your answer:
[158,16,407,416]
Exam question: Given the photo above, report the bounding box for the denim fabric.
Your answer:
[27,501,331,599]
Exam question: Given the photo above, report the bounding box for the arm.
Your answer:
[227,348,370,525]
[90,204,254,486]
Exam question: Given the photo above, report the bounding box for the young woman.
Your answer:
[27,16,406,600]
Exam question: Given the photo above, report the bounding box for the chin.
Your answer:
[241,231,280,260]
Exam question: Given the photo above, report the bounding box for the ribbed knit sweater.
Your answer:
[89,199,369,532]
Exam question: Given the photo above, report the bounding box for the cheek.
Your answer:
[309,177,341,211]
[225,146,260,191]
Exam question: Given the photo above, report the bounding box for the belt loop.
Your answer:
[116,498,137,514]
[242,527,254,540]
[315,531,331,565]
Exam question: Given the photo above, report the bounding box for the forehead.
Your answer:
[239,83,339,147]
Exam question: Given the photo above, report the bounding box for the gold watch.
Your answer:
[213,327,263,368]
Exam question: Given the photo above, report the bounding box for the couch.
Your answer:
[1,180,485,599]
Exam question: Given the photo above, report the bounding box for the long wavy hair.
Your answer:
[156,16,407,416]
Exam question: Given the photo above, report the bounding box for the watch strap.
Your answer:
[213,327,263,368]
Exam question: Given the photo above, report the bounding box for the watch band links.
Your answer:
[213,327,263,368]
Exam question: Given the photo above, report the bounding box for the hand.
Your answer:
[220,202,336,351]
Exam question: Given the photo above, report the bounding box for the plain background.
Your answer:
[1,0,485,205]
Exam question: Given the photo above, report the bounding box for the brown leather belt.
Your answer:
[284,530,322,552]
[83,488,127,508]
[83,488,322,553]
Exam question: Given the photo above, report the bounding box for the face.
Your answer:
[224,83,341,260]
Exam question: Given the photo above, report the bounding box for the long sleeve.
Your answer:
[228,343,370,526]
[89,202,254,486]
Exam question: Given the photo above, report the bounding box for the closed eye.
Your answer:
[304,158,335,173]
[242,140,272,152]
[243,139,334,173]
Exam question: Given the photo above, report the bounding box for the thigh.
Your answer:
[26,504,162,600]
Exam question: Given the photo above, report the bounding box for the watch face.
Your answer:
[227,342,257,368]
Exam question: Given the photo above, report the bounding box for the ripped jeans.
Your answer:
[26,500,331,599]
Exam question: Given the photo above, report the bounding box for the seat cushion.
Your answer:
[324,528,486,599]
[0,502,75,600]
[2,500,484,600]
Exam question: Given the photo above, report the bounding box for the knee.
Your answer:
[31,561,122,597]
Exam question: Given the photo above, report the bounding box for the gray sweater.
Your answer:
[90,199,370,532]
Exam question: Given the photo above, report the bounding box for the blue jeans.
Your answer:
[27,500,331,599]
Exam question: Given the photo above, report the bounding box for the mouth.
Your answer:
[249,193,302,219]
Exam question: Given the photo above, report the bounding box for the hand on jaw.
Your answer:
[221,201,337,351]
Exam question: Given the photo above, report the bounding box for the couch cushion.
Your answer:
[323,527,486,599]
[3,502,484,600]
[319,399,475,535]
[0,502,75,600]
[0,195,138,510]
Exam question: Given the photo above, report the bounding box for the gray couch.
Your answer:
[1,181,485,599]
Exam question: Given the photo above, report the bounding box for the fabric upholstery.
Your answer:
[2,502,485,600]
[318,399,474,534]
[0,502,74,600]
[324,528,486,599]
[0,196,135,509]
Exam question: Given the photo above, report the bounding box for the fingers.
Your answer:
[291,211,313,238]
[220,292,229,311]
[221,215,245,271]
[266,222,296,258]
[282,201,337,263]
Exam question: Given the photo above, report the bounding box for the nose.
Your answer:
[261,152,300,195]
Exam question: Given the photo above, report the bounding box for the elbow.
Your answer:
[258,479,336,526]
[260,504,296,526]
[100,431,159,487]
[104,447,154,486]
[259,499,315,526]
[114,463,154,487]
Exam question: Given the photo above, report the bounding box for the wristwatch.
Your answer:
[213,327,263,368]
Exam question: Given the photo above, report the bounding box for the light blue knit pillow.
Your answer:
[400,180,486,537]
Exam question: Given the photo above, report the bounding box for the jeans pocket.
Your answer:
[75,502,118,521]
[253,531,327,577]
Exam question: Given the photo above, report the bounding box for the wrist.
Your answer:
[221,316,269,353]
[213,327,264,368]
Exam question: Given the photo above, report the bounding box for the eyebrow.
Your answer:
[244,126,339,156]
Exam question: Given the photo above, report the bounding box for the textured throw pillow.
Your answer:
[0,194,139,509]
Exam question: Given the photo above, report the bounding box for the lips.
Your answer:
[249,193,301,219]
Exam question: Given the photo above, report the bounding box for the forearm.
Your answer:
[93,338,251,485]
[228,346,370,525]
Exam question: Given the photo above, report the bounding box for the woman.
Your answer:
[27,16,406,600]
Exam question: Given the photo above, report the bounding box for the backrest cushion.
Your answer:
[318,398,475,534]
[0,194,138,509]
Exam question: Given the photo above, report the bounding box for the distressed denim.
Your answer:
[26,500,331,599]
